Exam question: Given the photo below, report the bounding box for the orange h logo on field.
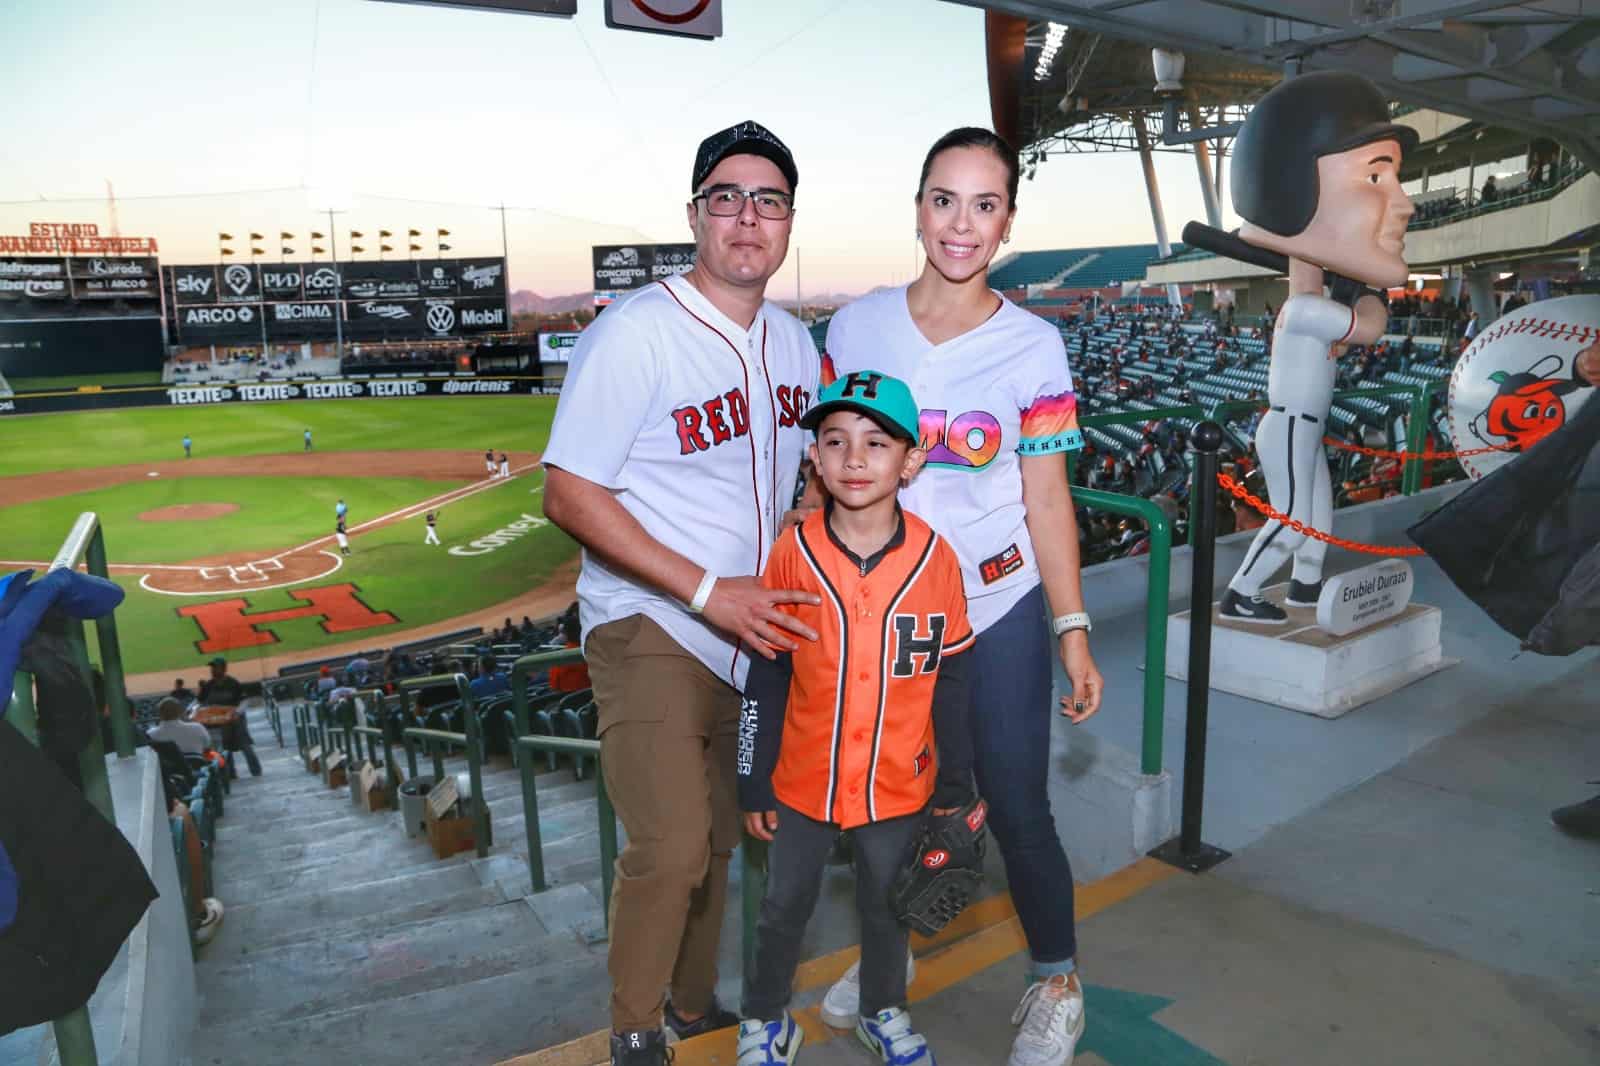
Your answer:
[177,582,399,653]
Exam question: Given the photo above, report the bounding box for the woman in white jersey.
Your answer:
[820,128,1104,1066]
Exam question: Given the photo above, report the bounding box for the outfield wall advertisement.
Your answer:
[164,257,509,343]
[591,243,695,307]
[0,374,552,415]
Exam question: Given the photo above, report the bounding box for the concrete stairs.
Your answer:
[189,713,616,1066]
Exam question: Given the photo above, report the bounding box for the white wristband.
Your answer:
[1051,611,1092,636]
[688,571,717,614]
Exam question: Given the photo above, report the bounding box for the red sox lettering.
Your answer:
[672,383,811,455]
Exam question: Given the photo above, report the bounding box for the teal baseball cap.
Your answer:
[801,370,920,443]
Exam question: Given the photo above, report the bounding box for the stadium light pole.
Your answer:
[326,207,345,364]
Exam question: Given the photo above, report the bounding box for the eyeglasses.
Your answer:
[692,184,794,220]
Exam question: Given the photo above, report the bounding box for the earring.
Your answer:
[915,230,922,240]
[1003,234,1012,244]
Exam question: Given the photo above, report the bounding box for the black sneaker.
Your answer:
[664,998,738,1040]
[611,1028,672,1065]
[1551,792,1600,839]
[1285,579,1323,608]
[1219,588,1287,625]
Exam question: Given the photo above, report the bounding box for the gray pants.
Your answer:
[742,800,925,1021]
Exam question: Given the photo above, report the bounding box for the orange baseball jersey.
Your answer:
[739,506,975,829]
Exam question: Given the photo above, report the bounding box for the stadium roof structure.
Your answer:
[963,1,1600,174]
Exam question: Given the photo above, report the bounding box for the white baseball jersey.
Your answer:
[543,273,819,688]
[1267,293,1357,418]
[824,286,1083,634]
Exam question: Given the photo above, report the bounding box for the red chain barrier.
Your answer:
[1320,436,1513,461]
[1216,472,1426,557]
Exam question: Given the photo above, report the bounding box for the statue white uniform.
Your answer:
[1228,293,1358,599]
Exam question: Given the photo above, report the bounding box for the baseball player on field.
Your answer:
[424,510,440,545]
[820,128,1103,1066]
[498,451,510,479]
[736,371,974,1066]
[304,427,313,452]
[485,448,497,477]
[182,434,192,458]
[335,498,348,522]
[541,120,819,1066]
[334,517,350,556]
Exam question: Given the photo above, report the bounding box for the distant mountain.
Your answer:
[510,290,593,314]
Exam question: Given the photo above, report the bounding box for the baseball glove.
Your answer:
[889,797,988,936]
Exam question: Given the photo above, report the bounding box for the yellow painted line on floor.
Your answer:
[498,857,1176,1066]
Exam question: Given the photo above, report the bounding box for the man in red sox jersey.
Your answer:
[542,121,820,1066]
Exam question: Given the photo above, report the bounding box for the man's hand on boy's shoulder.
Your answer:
[743,810,779,841]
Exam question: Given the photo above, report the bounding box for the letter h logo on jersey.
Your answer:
[891,613,947,677]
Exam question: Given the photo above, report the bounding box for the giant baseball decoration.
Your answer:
[1447,294,1599,480]
[1183,71,1418,624]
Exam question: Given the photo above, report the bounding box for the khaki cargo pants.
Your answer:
[586,614,741,1032]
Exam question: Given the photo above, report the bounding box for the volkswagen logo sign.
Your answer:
[426,303,456,335]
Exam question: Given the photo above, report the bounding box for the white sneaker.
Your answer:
[194,897,225,946]
[1007,974,1084,1066]
[820,951,916,1029]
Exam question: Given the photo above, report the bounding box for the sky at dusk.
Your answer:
[1,0,1233,298]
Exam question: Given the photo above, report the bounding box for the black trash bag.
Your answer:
[1408,393,1600,656]
[0,720,159,1035]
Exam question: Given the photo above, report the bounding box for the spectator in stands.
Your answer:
[1481,174,1498,203]
[468,655,509,700]
[170,677,197,705]
[1464,311,1481,342]
[547,614,591,694]
[149,697,211,755]
[316,665,337,695]
[198,656,260,777]
[346,656,372,687]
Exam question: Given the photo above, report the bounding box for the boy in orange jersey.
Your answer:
[736,370,975,1066]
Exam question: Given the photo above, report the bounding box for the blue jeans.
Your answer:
[968,583,1076,972]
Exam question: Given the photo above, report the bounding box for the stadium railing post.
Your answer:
[85,524,135,759]
[508,649,585,894]
[1070,487,1173,775]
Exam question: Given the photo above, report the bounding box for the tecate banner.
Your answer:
[0,375,554,415]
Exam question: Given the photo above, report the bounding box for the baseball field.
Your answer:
[0,393,580,688]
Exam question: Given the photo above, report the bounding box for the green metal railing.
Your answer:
[5,513,136,1065]
[398,673,489,859]
[1069,488,1173,775]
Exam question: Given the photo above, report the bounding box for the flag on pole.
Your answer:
[249,232,264,241]
[221,248,235,255]
[409,243,422,252]
[379,229,393,238]
[218,232,234,241]
[350,230,364,238]
[313,245,326,255]
[408,228,421,237]
[350,244,365,254]
[311,230,326,239]
[381,244,393,253]
[280,231,294,240]
[439,243,452,252]
[437,228,450,236]
[250,246,265,256]
[281,247,294,256]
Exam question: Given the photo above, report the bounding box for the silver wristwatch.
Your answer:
[1051,611,1092,637]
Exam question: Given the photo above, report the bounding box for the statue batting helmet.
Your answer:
[1231,70,1420,238]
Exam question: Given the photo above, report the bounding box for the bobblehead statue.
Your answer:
[1194,71,1418,624]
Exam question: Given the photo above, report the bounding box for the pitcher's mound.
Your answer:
[139,503,239,522]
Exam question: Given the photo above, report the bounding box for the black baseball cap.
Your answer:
[692,120,798,193]
[209,656,227,667]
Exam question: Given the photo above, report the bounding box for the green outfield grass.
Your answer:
[7,370,165,391]
[3,394,577,676]
[0,394,557,476]
[0,475,467,565]
[91,470,575,679]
